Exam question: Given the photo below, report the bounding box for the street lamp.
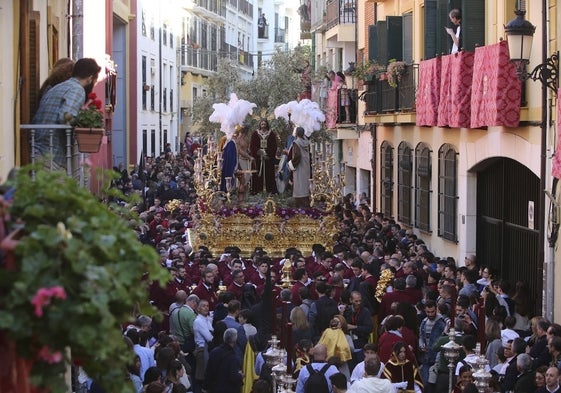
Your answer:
[504,4,559,321]
[442,328,462,393]
[504,9,558,92]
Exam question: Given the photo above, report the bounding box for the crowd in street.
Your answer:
[106,146,561,393]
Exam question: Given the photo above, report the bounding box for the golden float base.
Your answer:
[188,209,338,257]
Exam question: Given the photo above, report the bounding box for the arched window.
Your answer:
[397,142,413,224]
[415,142,432,232]
[438,144,458,241]
[380,141,394,218]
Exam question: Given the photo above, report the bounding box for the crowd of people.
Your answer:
[102,144,561,393]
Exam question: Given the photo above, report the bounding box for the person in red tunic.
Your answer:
[249,119,278,195]
[191,267,219,311]
[378,315,417,364]
[226,269,245,300]
[382,341,423,392]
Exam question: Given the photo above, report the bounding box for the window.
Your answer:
[151,129,156,157]
[150,85,155,111]
[380,141,394,218]
[150,17,155,40]
[163,87,167,112]
[415,142,432,232]
[142,129,147,156]
[142,56,147,110]
[423,0,485,59]
[141,10,146,36]
[163,24,167,46]
[438,144,458,241]
[398,142,413,225]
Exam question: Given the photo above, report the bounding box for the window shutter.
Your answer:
[387,16,403,62]
[403,12,413,64]
[368,25,377,61]
[461,0,485,52]
[424,0,437,59]
[370,21,387,64]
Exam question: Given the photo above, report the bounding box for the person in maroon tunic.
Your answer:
[249,119,278,195]
[191,268,219,311]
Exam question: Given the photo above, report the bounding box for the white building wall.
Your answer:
[137,0,178,157]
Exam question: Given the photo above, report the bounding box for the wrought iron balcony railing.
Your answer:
[326,0,356,30]
[20,124,91,187]
[361,64,418,115]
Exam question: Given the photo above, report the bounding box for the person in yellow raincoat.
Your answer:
[318,315,353,378]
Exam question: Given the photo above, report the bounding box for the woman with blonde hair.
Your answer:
[485,318,502,368]
[290,306,313,345]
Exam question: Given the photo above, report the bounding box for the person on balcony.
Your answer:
[258,13,267,38]
[32,58,101,170]
[445,9,462,54]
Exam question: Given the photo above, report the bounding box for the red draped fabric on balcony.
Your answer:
[470,40,521,128]
[553,88,561,179]
[449,52,474,128]
[436,55,453,127]
[437,51,474,128]
[416,57,441,126]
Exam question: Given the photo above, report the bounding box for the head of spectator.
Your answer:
[223,327,238,347]
[329,373,348,393]
[312,343,329,362]
[364,356,382,377]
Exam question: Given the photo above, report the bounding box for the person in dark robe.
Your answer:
[250,119,278,195]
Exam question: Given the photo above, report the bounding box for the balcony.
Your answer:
[326,0,356,30]
[20,124,92,187]
[274,28,285,43]
[361,63,418,120]
[258,24,269,39]
[193,0,226,19]
[180,47,220,74]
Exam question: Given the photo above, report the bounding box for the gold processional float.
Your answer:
[182,95,344,258]
[183,137,345,258]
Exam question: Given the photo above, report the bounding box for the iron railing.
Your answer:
[20,124,90,187]
[326,0,356,30]
[274,28,286,43]
[361,64,419,114]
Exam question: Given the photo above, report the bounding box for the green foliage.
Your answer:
[0,167,168,393]
[190,47,319,145]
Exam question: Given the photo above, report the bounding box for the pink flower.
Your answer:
[31,286,67,317]
[38,346,63,364]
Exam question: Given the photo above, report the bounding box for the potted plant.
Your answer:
[0,167,168,393]
[353,60,385,88]
[71,92,105,153]
[386,59,407,88]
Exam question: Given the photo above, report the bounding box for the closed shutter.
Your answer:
[20,9,41,165]
[424,0,438,59]
[461,0,485,52]
[387,16,403,62]
[368,25,377,61]
[403,12,413,64]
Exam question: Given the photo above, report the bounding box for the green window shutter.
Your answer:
[403,12,413,64]
[368,25,377,62]
[424,0,437,59]
[387,16,403,62]
[369,21,387,64]
[461,0,485,52]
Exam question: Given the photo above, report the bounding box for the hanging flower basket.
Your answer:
[74,128,104,153]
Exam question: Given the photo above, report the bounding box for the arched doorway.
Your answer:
[474,157,541,315]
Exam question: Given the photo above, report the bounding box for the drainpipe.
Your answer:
[540,0,551,321]
[72,0,83,59]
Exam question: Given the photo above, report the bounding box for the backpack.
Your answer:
[304,364,330,393]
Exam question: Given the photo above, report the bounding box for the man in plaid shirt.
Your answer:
[32,57,101,169]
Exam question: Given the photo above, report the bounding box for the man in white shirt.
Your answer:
[350,343,385,383]
[348,356,393,393]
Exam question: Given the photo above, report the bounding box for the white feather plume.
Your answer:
[274,99,325,137]
[209,93,257,140]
